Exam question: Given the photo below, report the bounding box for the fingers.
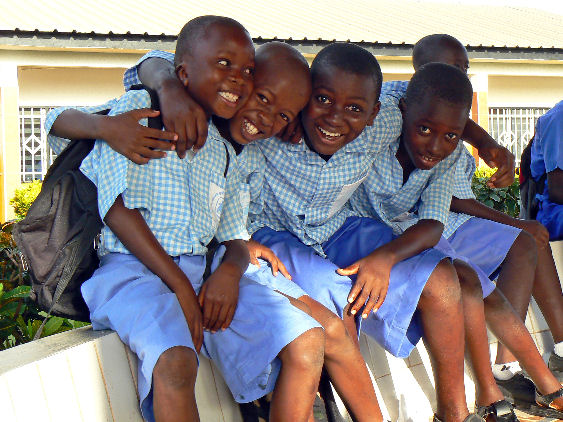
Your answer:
[289,123,303,144]
[221,306,236,331]
[350,285,370,315]
[131,108,161,120]
[129,153,150,165]
[487,165,513,188]
[336,263,360,276]
[276,259,292,280]
[213,304,231,333]
[203,300,220,332]
[249,253,260,266]
[192,321,203,353]
[185,115,197,152]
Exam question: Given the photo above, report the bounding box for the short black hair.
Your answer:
[405,62,473,110]
[311,42,383,99]
[412,34,466,69]
[174,15,249,66]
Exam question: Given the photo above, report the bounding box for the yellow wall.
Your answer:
[488,75,563,108]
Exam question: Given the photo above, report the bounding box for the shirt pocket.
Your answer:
[327,173,369,218]
[191,169,227,237]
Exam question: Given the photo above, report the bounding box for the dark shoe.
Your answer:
[433,414,485,422]
[547,351,563,382]
[494,373,535,404]
[476,399,519,421]
[533,387,563,419]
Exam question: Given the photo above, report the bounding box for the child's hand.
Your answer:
[246,239,292,279]
[478,144,516,188]
[198,261,241,333]
[516,219,550,249]
[101,109,178,164]
[158,79,208,156]
[176,288,204,352]
[276,115,304,144]
[337,251,392,319]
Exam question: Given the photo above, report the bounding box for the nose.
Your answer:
[258,110,274,128]
[325,106,344,127]
[427,136,442,156]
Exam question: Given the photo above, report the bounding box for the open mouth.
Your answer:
[418,153,441,166]
[316,125,343,141]
[219,91,240,105]
[243,118,261,136]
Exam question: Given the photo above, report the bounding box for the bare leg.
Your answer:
[153,346,200,422]
[299,295,383,422]
[494,232,537,364]
[531,243,563,345]
[418,260,469,422]
[270,327,325,422]
[454,260,505,407]
[484,288,563,410]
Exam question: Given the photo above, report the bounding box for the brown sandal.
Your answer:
[534,387,563,419]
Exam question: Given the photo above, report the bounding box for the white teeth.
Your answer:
[244,120,259,135]
[318,126,341,138]
[219,92,239,103]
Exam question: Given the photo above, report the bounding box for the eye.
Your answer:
[217,59,229,66]
[257,93,268,104]
[346,104,362,113]
[419,126,431,135]
[280,113,289,122]
[243,67,254,76]
[316,95,331,105]
[445,133,458,141]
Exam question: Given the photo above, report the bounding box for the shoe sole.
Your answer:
[512,398,563,419]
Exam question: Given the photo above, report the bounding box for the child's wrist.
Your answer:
[219,260,245,281]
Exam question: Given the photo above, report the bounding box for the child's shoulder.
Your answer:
[110,89,152,115]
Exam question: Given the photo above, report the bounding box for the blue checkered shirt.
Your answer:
[381,80,409,99]
[247,96,402,255]
[350,136,464,235]
[45,100,118,155]
[51,89,248,257]
[123,50,174,90]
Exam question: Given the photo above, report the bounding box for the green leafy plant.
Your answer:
[9,180,41,220]
[471,165,520,218]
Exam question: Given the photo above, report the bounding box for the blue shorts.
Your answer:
[244,258,309,299]
[537,201,563,241]
[447,217,521,281]
[81,250,320,422]
[253,217,451,358]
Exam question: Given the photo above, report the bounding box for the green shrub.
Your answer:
[471,165,520,218]
[9,180,41,220]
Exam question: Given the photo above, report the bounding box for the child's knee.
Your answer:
[509,231,537,264]
[280,327,325,371]
[453,260,484,301]
[421,259,462,306]
[154,346,198,391]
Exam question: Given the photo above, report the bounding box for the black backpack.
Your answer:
[519,136,546,220]
[13,86,161,325]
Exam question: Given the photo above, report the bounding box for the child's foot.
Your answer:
[493,364,535,404]
[433,414,485,422]
[476,400,519,422]
[547,351,563,382]
[535,387,563,417]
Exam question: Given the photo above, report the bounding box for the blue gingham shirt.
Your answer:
[350,136,464,235]
[247,96,402,255]
[45,99,118,155]
[123,50,174,90]
[47,89,248,257]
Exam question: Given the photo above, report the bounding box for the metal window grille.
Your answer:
[19,106,56,182]
[488,107,550,165]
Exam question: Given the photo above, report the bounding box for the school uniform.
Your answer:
[380,80,520,290]
[47,90,320,422]
[531,100,563,240]
[251,100,452,358]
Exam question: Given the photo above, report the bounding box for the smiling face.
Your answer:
[399,95,468,170]
[176,23,255,119]
[302,65,380,156]
[229,45,311,145]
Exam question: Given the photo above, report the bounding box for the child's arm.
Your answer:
[338,219,444,318]
[134,55,208,156]
[462,119,515,188]
[451,197,550,248]
[547,168,563,204]
[104,195,203,351]
[198,239,249,333]
[50,108,178,165]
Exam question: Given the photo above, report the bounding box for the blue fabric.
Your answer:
[82,251,321,421]
[247,95,403,256]
[77,89,249,257]
[446,217,521,282]
[123,50,174,91]
[350,137,464,234]
[531,100,563,240]
[253,217,451,358]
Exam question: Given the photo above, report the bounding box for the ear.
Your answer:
[366,101,381,126]
[175,64,189,88]
[399,97,407,117]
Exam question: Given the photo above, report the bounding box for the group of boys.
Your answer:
[45,15,563,422]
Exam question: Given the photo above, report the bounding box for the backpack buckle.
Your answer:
[93,233,101,250]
